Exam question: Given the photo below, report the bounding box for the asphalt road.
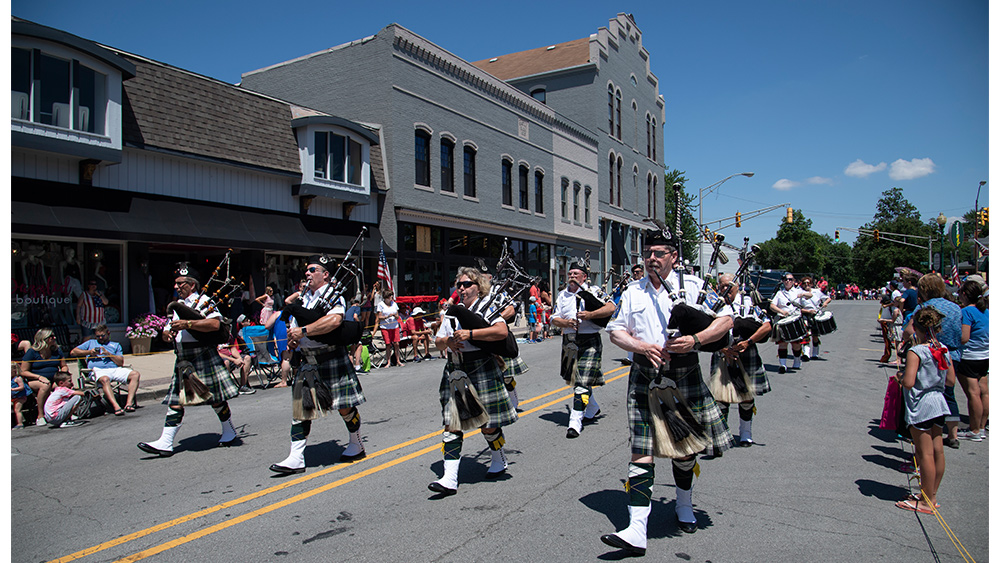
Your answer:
[11,300,990,562]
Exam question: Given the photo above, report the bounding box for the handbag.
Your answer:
[879,377,904,431]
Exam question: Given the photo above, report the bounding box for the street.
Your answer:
[11,300,989,562]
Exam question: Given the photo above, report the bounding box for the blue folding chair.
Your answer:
[240,325,281,387]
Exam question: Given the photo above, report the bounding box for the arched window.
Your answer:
[651,118,657,162]
[616,156,623,207]
[502,158,513,206]
[633,166,639,213]
[608,153,616,203]
[561,177,569,219]
[632,101,638,147]
[518,164,529,210]
[647,173,653,218]
[652,175,658,219]
[573,182,581,222]
[463,145,477,197]
[645,115,652,159]
[608,84,615,134]
[584,186,592,225]
[615,89,622,140]
[534,170,544,214]
[415,129,431,187]
[440,138,455,192]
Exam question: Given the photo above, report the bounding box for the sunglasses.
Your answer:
[456,280,476,289]
[306,266,322,273]
[643,249,670,259]
[785,278,795,282]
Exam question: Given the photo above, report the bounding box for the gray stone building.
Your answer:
[241,25,603,296]
[472,13,666,283]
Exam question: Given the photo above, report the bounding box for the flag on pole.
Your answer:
[950,253,960,286]
[377,241,394,294]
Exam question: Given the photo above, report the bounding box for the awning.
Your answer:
[13,195,390,255]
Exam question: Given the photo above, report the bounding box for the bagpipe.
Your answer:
[719,239,764,341]
[167,251,242,346]
[575,252,614,328]
[445,239,538,358]
[281,228,367,346]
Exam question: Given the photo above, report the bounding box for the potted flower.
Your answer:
[126,314,168,354]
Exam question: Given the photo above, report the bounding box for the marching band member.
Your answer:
[796,276,832,361]
[550,258,615,438]
[770,273,806,373]
[601,229,733,555]
[428,267,517,496]
[138,267,240,457]
[710,273,773,447]
[269,257,366,475]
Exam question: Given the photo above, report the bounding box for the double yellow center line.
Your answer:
[50,365,630,563]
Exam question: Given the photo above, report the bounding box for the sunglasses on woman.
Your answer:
[456,280,476,289]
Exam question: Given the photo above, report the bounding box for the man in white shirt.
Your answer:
[600,229,734,554]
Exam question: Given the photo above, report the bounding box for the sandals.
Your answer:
[907,493,940,508]
[114,408,126,416]
[124,404,136,413]
[895,499,934,514]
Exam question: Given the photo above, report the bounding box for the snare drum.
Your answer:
[812,311,837,335]
[772,314,808,342]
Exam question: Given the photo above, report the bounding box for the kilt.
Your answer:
[626,361,732,457]
[709,345,770,396]
[503,355,530,380]
[564,332,605,387]
[297,346,365,411]
[438,355,517,429]
[162,346,240,407]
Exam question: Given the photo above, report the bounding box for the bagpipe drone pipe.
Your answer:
[166,251,241,346]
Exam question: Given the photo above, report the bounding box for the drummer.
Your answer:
[796,276,832,361]
[770,273,806,373]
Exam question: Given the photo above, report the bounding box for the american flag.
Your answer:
[950,253,959,286]
[377,241,394,294]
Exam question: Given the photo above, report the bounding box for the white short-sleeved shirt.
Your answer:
[772,286,804,316]
[797,289,828,311]
[291,284,344,349]
[376,300,400,330]
[435,297,505,353]
[553,283,611,335]
[173,293,223,344]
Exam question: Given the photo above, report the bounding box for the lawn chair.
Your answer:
[240,326,281,387]
[361,331,389,369]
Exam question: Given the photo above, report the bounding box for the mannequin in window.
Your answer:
[21,245,47,292]
[56,247,83,325]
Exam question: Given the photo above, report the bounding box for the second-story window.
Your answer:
[534,170,544,214]
[584,186,592,225]
[12,47,107,134]
[502,159,513,206]
[651,118,657,162]
[561,177,569,219]
[607,85,615,134]
[415,129,431,187]
[646,115,652,159]
[464,145,477,197]
[441,138,455,193]
[518,164,529,210]
[608,153,616,205]
[616,156,623,207]
[615,89,622,140]
[315,131,362,185]
[573,182,581,222]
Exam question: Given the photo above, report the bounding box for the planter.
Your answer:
[129,336,152,355]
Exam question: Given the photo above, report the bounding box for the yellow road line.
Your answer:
[51,364,631,563]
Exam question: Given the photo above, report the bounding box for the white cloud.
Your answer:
[806,176,834,185]
[889,157,935,180]
[773,179,799,190]
[844,159,887,178]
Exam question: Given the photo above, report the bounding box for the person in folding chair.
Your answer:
[70,324,142,415]
[269,256,366,475]
[138,267,240,457]
[601,228,734,555]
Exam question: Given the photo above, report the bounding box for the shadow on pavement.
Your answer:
[856,478,908,502]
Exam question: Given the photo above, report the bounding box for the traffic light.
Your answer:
[984,207,990,225]
[873,229,880,242]
[835,230,840,242]
[786,207,793,224]
[735,211,742,228]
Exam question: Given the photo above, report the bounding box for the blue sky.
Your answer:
[13,0,989,248]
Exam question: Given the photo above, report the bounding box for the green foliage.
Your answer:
[663,168,700,250]
[851,187,933,286]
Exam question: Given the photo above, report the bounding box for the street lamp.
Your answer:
[936,212,947,272]
[697,172,754,269]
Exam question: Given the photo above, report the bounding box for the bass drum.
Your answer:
[812,311,837,335]
[772,314,808,343]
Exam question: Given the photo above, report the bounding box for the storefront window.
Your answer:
[11,239,123,334]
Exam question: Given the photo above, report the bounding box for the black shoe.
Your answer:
[218,439,237,448]
[778,365,787,374]
[801,355,811,362]
[137,442,174,457]
[676,516,698,534]
[738,439,753,448]
[269,463,305,475]
[339,449,367,462]
[943,437,960,449]
[484,468,506,479]
[428,481,457,496]
[566,427,580,439]
[600,533,645,556]
[583,409,602,423]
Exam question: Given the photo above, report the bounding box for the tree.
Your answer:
[662,168,700,251]
[755,209,829,274]
[851,187,931,287]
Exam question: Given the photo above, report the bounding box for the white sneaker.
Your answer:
[958,428,984,442]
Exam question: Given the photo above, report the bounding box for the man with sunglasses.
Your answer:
[601,230,734,554]
[270,256,366,475]
[770,273,807,373]
[138,266,240,457]
[796,276,831,361]
[551,257,615,439]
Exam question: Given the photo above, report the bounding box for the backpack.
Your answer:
[360,345,371,372]
[75,389,107,419]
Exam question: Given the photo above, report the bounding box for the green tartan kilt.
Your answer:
[296,346,366,411]
[709,344,771,396]
[438,355,517,429]
[564,332,605,387]
[503,355,530,380]
[626,361,733,457]
[162,346,240,407]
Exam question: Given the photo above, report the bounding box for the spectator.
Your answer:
[877,294,900,363]
[262,299,291,388]
[12,362,31,428]
[539,280,553,339]
[76,279,109,336]
[955,281,989,441]
[255,284,276,324]
[70,324,142,415]
[363,281,382,331]
[895,275,918,324]
[527,296,539,342]
[376,289,404,367]
[220,315,255,394]
[405,306,433,361]
[43,372,86,428]
[19,328,66,411]
[345,298,364,370]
